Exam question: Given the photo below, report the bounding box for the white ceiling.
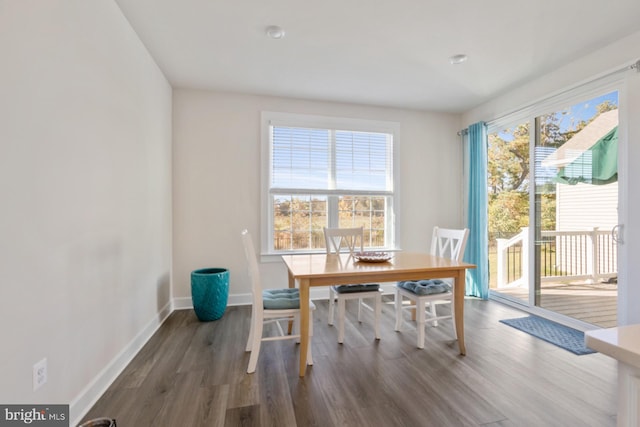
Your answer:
[115,0,640,113]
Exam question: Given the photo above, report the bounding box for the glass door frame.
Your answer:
[488,79,623,330]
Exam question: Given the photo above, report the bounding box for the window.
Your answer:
[261,112,399,255]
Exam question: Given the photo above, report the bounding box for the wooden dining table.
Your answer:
[282,251,476,377]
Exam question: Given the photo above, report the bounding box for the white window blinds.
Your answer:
[271,126,393,193]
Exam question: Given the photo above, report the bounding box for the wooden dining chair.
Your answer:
[323,226,382,344]
[241,229,315,373]
[394,226,469,348]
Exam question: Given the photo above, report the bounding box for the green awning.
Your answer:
[555,126,618,185]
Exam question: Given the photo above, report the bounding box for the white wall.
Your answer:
[0,1,172,423]
[463,30,640,325]
[172,90,463,303]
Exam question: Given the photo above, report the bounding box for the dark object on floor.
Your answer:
[78,418,116,427]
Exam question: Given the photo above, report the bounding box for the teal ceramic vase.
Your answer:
[191,268,229,321]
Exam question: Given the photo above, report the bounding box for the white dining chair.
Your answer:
[324,226,382,344]
[394,226,469,349]
[242,229,315,373]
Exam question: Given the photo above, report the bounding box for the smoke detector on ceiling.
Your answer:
[449,54,468,65]
[266,25,285,39]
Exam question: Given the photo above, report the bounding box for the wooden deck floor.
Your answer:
[492,280,617,328]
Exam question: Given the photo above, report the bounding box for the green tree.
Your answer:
[488,115,563,237]
[488,124,530,194]
[488,191,528,237]
[596,100,617,114]
[488,101,617,239]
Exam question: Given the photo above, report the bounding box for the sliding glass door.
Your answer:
[487,121,530,304]
[489,91,619,328]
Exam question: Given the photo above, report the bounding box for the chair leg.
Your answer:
[450,301,457,339]
[293,314,300,343]
[246,305,256,352]
[374,293,382,340]
[430,302,439,327]
[394,288,403,332]
[306,310,314,366]
[247,320,263,374]
[328,288,336,325]
[337,296,346,344]
[357,297,363,322]
[416,301,426,349]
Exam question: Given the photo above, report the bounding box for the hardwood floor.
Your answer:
[81,297,617,426]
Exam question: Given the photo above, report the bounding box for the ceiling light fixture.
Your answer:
[449,54,468,65]
[266,25,285,39]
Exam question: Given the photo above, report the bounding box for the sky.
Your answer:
[496,90,618,141]
[556,91,618,132]
[493,91,619,184]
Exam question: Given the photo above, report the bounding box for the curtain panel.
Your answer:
[465,122,489,299]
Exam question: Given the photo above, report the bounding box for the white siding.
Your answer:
[557,182,618,232]
[554,182,618,278]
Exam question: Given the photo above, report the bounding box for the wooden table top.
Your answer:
[282,251,475,282]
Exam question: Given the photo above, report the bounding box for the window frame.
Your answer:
[260,111,400,259]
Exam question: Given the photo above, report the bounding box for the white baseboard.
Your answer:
[174,283,397,309]
[69,300,173,426]
[172,292,253,309]
[172,295,194,310]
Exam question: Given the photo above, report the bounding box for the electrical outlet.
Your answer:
[33,358,47,391]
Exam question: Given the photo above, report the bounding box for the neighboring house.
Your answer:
[542,110,619,279]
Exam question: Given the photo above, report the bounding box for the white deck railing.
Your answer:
[496,227,617,288]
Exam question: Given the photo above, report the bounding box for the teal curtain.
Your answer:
[465,122,489,299]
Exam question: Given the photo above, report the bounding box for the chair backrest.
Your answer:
[430,227,469,262]
[241,229,264,312]
[323,226,364,255]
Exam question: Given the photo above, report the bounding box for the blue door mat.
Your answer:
[499,316,596,355]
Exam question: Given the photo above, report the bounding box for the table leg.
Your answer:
[454,269,466,355]
[298,279,310,377]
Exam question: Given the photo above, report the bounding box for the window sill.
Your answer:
[260,248,401,263]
